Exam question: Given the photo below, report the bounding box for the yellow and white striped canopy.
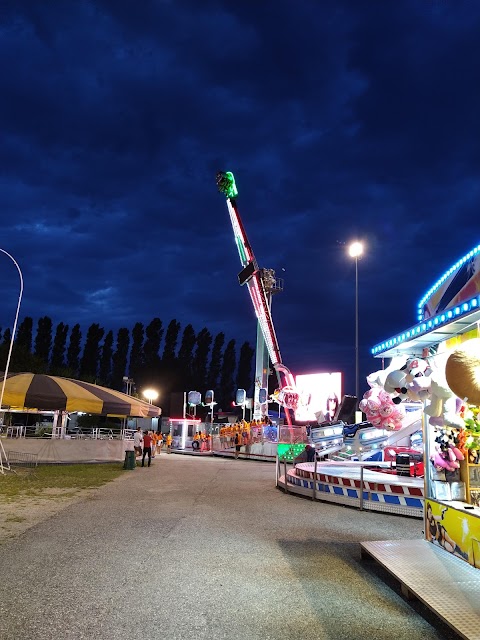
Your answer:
[0,373,161,417]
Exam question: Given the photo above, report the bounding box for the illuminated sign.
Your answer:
[294,372,342,422]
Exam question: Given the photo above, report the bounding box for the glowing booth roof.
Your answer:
[371,243,480,358]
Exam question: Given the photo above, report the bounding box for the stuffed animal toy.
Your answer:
[456,427,468,456]
[366,356,408,390]
[445,338,480,406]
[407,374,432,402]
[383,357,433,403]
[404,357,432,379]
[431,428,464,471]
[359,388,404,430]
[424,374,465,429]
[384,369,409,404]
[403,357,433,401]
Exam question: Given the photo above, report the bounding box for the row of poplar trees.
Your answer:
[0,316,255,415]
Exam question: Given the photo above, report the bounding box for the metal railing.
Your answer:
[6,450,39,477]
[278,455,399,511]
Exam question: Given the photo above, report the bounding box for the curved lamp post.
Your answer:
[348,241,363,408]
[0,249,24,414]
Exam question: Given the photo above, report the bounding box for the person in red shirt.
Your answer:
[142,431,153,467]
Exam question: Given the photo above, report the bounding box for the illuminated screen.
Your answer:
[294,372,342,422]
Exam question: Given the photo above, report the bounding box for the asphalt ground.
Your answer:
[0,454,461,640]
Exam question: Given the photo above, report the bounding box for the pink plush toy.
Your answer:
[431,428,465,471]
[360,388,404,431]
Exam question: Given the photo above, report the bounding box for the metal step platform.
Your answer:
[361,539,480,639]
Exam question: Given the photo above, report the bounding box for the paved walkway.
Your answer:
[0,455,460,639]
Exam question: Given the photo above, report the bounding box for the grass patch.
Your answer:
[5,515,27,523]
[0,464,125,500]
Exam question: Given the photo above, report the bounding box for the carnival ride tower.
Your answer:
[216,171,298,426]
[254,268,283,419]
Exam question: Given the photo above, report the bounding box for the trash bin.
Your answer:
[396,453,411,476]
[123,450,136,470]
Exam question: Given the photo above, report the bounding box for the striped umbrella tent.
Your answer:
[0,373,161,417]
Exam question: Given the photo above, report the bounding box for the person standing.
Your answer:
[234,432,241,459]
[142,430,153,467]
[166,432,172,453]
[150,430,157,459]
[156,431,163,455]
[133,427,143,459]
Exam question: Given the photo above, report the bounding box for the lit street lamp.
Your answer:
[348,241,363,410]
[143,388,159,405]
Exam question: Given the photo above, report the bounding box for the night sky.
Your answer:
[1,0,479,398]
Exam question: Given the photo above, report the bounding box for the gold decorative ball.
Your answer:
[445,338,480,406]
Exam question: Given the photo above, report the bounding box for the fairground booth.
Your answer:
[362,244,480,586]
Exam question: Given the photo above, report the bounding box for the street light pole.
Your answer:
[354,254,359,405]
[0,249,24,414]
[348,241,363,410]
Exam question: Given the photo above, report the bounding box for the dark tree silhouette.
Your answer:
[144,318,163,369]
[177,324,196,392]
[219,339,236,410]
[8,317,35,372]
[236,341,255,397]
[2,328,11,347]
[162,320,180,368]
[0,329,11,372]
[16,317,33,353]
[129,322,144,381]
[207,332,225,392]
[159,319,181,403]
[34,316,53,371]
[5,307,252,417]
[192,327,212,393]
[50,322,69,374]
[66,324,82,375]
[111,328,130,391]
[98,330,114,386]
[79,323,105,381]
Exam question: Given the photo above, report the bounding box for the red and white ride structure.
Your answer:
[216,171,299,426]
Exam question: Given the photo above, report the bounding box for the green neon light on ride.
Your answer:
[235,237,247,265]
[217,171,238,199]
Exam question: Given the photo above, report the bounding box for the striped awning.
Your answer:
[0,373,161,417]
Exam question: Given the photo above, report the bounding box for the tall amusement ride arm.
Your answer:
[216,171,297,425]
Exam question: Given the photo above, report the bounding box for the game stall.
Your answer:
[360,243,480,637]
[366,243,480,565]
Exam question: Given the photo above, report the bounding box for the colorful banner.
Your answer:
[425,499,480,567]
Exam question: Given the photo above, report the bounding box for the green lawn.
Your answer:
[0,463,125,500]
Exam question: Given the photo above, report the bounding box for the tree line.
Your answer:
[0,316,255,415]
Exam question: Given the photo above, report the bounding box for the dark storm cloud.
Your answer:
[1,0,479,395]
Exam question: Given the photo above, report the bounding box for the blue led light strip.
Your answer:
[371,293,480,355]
[417,244,480,322]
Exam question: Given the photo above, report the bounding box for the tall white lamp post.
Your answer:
[348,241,363,412]
[0,249,23,472]
[0,249,24,413]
